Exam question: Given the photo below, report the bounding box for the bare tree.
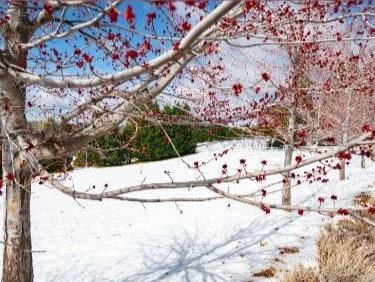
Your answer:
[316,43,375,179]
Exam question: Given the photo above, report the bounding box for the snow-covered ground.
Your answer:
[1,142,375,282]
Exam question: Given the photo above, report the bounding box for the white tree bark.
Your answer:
[282,144,293,208]
[2,133,33,282]
[1,3,33,280]
[282,95,296,209]
[361,153,366,169]
[339,90,351,181]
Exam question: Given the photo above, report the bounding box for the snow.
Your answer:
[1,141,375,281]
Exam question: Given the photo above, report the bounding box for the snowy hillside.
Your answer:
[1,142,374,282]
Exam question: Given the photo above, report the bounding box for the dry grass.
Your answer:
[282,264,319,282]
[253,267,276,278]
[278,246,299,255]
[282,192,375,282]
[353,192,375,206]
[352,192,375,222]
[282,220,375,282]
[317,219,375,282]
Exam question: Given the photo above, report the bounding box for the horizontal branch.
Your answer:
[49,131,374,200]
[225,37,375,48]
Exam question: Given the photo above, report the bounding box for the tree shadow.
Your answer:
[42,261,100,282]
[121,213,303,282]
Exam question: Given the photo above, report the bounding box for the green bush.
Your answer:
[0,107,241,173]
[133,124,196,162]
[267,139,284,148]
[73,126,134,167]
[193,126,238,143]
[71,103,249,167]
[74,103,198,166]
[40,157,73,173]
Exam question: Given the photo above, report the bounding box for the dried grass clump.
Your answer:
[353,192,374,205]
[353,192,375,222]
[280,192,375,282]
[317,219,375,282]
[282,218,375,282]
[282,264,319,282]
[253,267,276,278]
[278,246,299,255]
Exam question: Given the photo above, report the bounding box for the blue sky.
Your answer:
[25,1,219,77]
[17,1,219,120]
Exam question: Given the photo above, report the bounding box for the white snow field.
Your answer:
[1,141,374,282]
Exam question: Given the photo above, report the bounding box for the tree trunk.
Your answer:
[361,154,366,169]
[282,98,296,210]
[282,144,293,209]
[339,159,346,181]
[339,130,348,181]
[1,3,34,280]
[2,136,33,282]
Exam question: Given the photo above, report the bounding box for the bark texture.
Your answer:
[339,159,346,181]
[282,144,293,209]
[1,2,33,281]
[361,154,366,169]
[2,142,33,282]
[282,101,296,210]
[339,133,348,181]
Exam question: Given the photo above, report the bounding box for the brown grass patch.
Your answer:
[282,264,319,282]
[278,246,299,255]
[253,267,276,278]
[353,192,375,206]
[352,192,375,222]
[282,193,375,282]
[317,219,375,282]
[282,219,375,282]
[282,191,375,282]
